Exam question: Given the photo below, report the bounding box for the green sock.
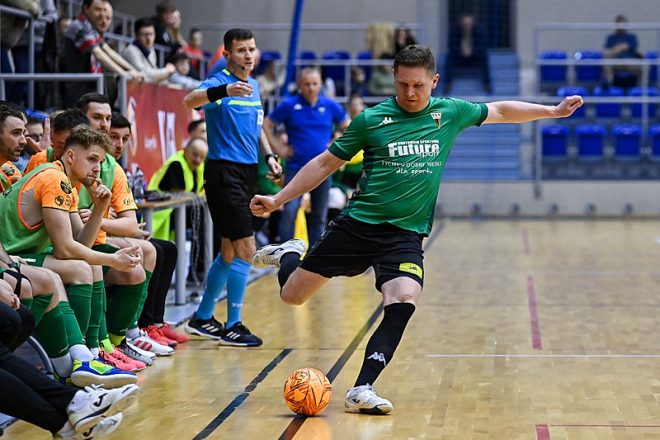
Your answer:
[33,305,70,358]
[27,293,53,327]
[85,282,105,349]
[99,283,109,341]
[108,333,124,347]
[58,301,86,346]
[129,270,152,330]
[65,284,93,335]
[106,281,146,338]
[100,338,114,353]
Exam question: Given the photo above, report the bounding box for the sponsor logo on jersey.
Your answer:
[1,164,15,176]
[55,195,64,206]
[387,140,440,158]
[60,180,72,194]
[378,116,395,126]
[431,112,442,128]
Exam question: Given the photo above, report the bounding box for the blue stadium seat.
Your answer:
[612,123,641,158]
[650,124,660,158]
[299,50,317,69]
[357,50,373,81]
[593,86,624,118]
[557,86,588,118]
[647,51,659,83]
[574,50,603,83]
[322,50,351,94]
[628,86,659,118]
[576,124,605,158]
[539,50,567,83]
[255,50,282,76]
[542,125,569,158]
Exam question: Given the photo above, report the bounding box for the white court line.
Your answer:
[426,354,660,359]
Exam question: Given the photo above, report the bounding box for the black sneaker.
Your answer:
[219,322,263,347]
[184,313,224,340]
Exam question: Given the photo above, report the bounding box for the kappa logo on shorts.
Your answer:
[60,179,72,194]
[399,262,423,278]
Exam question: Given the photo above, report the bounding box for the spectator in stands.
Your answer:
[350,66,368,96]
[107,112,188,346]
[152,1,184,52]
[59,0,143,107]
[443,13,491,94]
[394,26,417,55]
[7,0,58,106]
[184,27,209,79]
[604,14,642,88]
[264,66,349,246]
[168,52,201,90]
[0,0,39,80]
[367,59,396,96]
[183,28,282,346]
[148,137,207,281]
[122,17,176,84]
[256,59,284,100]
[188,119,207,142]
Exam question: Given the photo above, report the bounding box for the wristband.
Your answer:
[207,84,228,102]
[265,153,279,162]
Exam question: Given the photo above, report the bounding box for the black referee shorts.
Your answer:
[300,214,425,292]
[204,159,257,241]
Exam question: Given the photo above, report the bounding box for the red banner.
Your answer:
[125,81,200,181]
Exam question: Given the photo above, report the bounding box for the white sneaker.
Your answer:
[55,413,123,439]
[67,384,139,434]
[252,238,307,268]
[127,330,174,356]
[345,385,393,414]
[120,341,155,365]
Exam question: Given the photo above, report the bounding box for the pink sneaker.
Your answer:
[144,325,177,348]
[99,349,134,372]
[159,323,189,344]
[111,347,147,372]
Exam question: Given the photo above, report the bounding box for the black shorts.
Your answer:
[300,214,424,291]
[205,159,257,241]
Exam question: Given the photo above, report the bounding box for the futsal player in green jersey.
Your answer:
[251,45,583,414]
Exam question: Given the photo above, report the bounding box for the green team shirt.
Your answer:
[329,97,488,235]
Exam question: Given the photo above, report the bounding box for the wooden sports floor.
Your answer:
[8,220,660,439]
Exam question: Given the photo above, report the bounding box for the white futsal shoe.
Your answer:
[344,384,393,415]
[252,238,307,268]
[67,384,139,434]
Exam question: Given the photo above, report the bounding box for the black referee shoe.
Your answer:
[184,314,224,340]
[219,322,263,347]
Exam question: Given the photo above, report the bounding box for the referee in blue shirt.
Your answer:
[264,67,349,246]
[183,28,282,346]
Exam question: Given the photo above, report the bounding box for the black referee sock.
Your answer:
[278,252,301,288]
[354,302,416,387]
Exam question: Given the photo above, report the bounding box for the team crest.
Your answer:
[431,112,442,128]
[1,164,14,176]
[60,179,72,194]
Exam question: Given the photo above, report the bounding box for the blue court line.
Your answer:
[192,348,293,440]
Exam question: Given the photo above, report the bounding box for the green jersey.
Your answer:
[329,97,487,235]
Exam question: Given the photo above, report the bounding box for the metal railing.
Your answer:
[0,73,105,109]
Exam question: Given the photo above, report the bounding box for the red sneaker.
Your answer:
[143,325,177,348]
[159,323,190,344]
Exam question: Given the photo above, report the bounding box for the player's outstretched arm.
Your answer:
[484,95,583,124]
[250,150,345,217]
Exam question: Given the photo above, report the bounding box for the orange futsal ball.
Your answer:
[283,367,332,416]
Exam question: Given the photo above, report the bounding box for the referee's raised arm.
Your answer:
[183,88,210,110]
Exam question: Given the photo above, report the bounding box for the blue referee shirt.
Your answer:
[198,69,263,164]
[269,94,347,171]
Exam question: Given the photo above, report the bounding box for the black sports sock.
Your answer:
[354,302,415,387]
[278,252,301,288]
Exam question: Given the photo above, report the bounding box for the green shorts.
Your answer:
[16,247,55,267]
